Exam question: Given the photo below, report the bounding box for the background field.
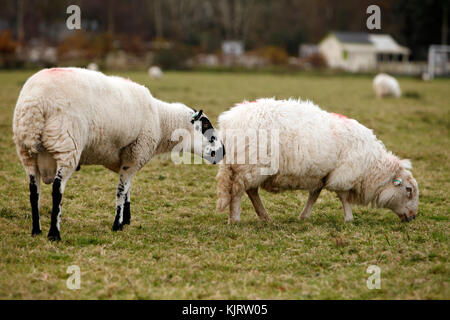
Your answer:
[0,70,448,299]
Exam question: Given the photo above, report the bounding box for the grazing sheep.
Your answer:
[373,73,401,98]
[87,62,99,71]
[216,98,418,224]
[421,72,431,81]
[148,66,163,79]
[13,67,224,240]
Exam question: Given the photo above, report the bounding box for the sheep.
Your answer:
[13,67,224,240]
[87,62,99,71]
[373,73,401,98]
[148,66,163,79]
[216,98,419,224]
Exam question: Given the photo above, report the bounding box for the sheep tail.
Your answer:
[216,164,233,212]
[13,99,45,156]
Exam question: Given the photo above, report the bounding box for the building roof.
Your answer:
[328,31,409,54]
[369,34,410,54]
[333,31,371,44]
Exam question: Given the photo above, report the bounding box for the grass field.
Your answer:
[0,70,448,299]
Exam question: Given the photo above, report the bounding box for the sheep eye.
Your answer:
[406,186,413,198]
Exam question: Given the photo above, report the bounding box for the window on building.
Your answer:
[342,50,348,60]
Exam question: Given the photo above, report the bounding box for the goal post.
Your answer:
[428,45,450,79]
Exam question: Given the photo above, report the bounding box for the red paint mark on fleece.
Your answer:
[330,112,348,119]
[242,99,259,104]
[45,68,73,74]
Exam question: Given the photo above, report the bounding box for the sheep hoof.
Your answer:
[112,223,123,231]
[31,228,42,236]
[344,218,354,223]
[47,230,61,241]
[228,218,240,224]
[298,215,309,221]
[260,215,272,222]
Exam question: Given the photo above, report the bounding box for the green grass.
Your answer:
[0,70,448,299]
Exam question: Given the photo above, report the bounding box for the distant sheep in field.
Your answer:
[373,73,401,98]
[13,67,224,240]
[87,62,99,71]
[148,66,163,79]
[216,98,418,224]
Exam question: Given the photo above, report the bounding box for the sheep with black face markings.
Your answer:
[216,98,418,224]
[13,67,224,240]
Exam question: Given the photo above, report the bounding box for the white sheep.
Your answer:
[216,98,418,224]
[87,62,99,71]
[13,67,224,240]
[148,66,163,79]
[373,73,401,98]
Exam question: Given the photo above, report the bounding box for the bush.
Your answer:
[57,31,114,61]
[258,46,288,65]
[305,53,327,68]
[118,35,146,56]
[153,44,195,70]
[57,31,92,60]
[0,30,17,54]
[0,30,23,68]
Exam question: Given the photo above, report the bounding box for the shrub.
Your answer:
[258,46,288,65]
[0,30,23,68]
[305,53,327,68]
[153,44,195,70]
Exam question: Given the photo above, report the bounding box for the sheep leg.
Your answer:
[337,192,354,222]
[47,166,75,241]
[246,188,271,221]
[26,166,42,236]
[112,170,134,231]
[229,191,243,224]
[298,188,322,220]
[122,188,131,225]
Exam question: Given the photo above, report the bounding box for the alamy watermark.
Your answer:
[170,124,280,175]
[66,5,81,30]
[366,265,381,289]
[66,265,81,290]
[366,5,381,30]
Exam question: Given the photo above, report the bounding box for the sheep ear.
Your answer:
[191,109,203,123]
[399,159,412,170]
[393,178,402,186]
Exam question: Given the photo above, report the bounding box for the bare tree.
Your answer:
[443,1,448,45]
[214,0,254,42]
[154,0,164,38]
[16,0,24,44]
[108,0,115,36]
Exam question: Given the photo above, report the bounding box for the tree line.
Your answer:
[1,0,448,60]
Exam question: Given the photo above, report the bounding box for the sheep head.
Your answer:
[190,109,225,164]
[377,159,419,222]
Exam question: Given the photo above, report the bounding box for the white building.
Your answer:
[222,40,244,56]
[299,44,319,59]
[319,31,410,72]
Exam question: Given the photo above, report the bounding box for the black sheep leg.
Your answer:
[112,171,134,231]
[47,167,74,241]
[29,174,42,235]
[122,191,131,225]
